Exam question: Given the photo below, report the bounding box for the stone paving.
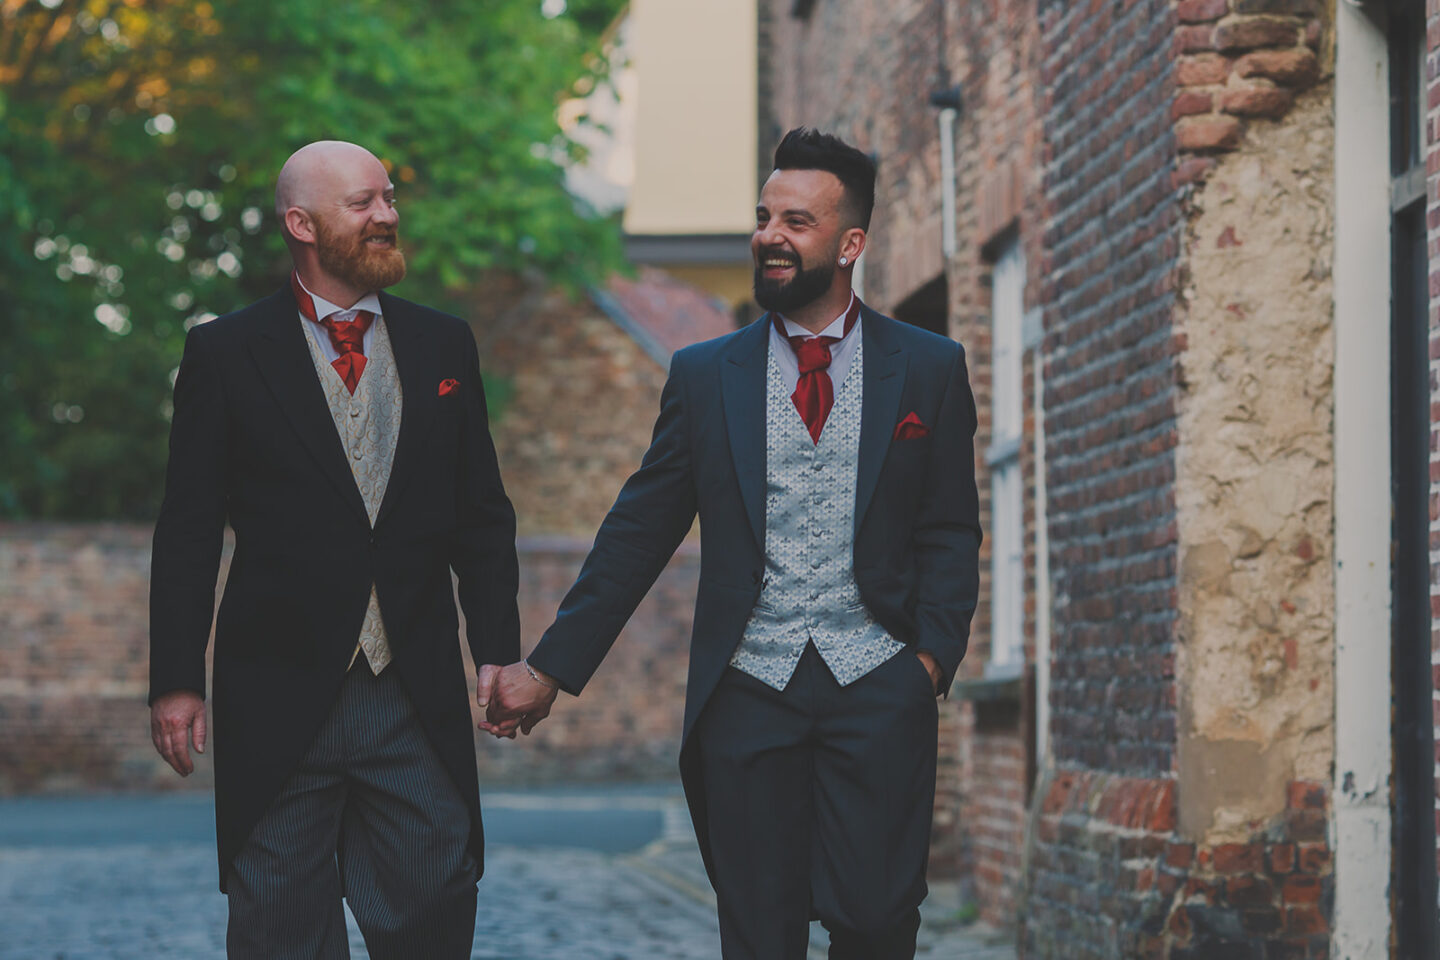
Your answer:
[0,791,1015,960]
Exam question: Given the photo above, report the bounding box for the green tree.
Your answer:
[0,0,623,519]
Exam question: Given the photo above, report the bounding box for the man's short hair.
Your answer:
[771,127,877,231]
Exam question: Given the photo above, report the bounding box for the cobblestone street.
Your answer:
[0,790,1014,960]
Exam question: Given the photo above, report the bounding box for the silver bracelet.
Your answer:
[523,658,559,690]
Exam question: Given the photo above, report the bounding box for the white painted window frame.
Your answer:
[986,236,1026,680]
[1332,3,1395,957]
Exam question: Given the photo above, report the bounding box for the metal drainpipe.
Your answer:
[939,108,957,259]
[929,87,963,262]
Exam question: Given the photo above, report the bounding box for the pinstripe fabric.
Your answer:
[226,666,477,960]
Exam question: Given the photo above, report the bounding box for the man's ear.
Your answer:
[284,207,317,246]
[840,227,866,266]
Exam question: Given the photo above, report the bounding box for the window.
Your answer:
[1385,1,1437,954]
[892,274,948,337]
[987,236,1025,679]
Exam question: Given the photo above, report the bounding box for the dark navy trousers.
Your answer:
[225,664,477,960]
[695,644,939,960]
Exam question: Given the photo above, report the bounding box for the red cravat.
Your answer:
[291,272,374,394]
[777,297,861,443]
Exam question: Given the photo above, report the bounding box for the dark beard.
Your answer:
[753,255,834,313]
[315,216,406,292]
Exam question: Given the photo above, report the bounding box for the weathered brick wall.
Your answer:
[0,524,697,793]
[1021,1,1335,957]
[1021,6,1183,953]
[943,0,1047,924]
[1039,0,1181,781]
[469,274,670,539]
[1027,772,1329,958]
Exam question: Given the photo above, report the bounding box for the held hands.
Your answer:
[150,690,207,776]
[475,660,559,739]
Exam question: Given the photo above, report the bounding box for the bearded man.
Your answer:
[491,128,981,959]
[148,140,519,959]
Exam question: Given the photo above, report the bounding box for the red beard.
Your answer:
[315,216,406,292]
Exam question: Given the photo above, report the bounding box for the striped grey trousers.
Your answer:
[226,664,477,960]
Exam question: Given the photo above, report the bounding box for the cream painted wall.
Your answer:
[1331,4,1394,957]
[621,0,758,237]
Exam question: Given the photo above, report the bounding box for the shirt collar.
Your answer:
[778,291,857,340]
[293,271,383,322]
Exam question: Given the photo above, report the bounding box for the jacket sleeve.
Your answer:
[450,329,521,668]
[912,343,982,695]
[525,353,699,695]
[149,324,229,703]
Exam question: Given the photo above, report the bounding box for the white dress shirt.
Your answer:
[768,292,861,395]
[294,274,384,362]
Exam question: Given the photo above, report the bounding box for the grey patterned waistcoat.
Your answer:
[729,334,904,690]
[300,315,403,673]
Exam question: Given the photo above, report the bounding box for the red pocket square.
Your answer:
[893,412,929,440]
[438,378,459,397]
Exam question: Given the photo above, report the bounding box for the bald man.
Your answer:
[148,141,519,959]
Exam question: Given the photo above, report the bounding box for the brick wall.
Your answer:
[468,273,670,539]
[1039,0,1181,780]
[1020,0,1336,956]
[1021,0,1184,951]
[1027,772,1330,958]
[0,523,698,794]
[943,0,1047,926]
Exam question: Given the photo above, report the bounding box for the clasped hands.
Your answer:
[476,660,559,739]
[476,651,943,740]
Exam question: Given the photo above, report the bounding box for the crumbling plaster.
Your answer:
[1173,90,1336,841]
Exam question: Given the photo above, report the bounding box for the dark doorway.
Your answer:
[892,274,949,337]
[1388,3,1439,956]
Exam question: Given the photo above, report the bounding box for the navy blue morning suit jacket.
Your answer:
[526,304,981,878]
[148,286,520,891]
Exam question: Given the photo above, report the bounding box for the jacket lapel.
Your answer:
[373,293,434,530]
[854,308,907,533]
[720,316,771,552]
[248,287,370,527]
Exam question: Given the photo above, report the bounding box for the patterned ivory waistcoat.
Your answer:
[300,316,403,673]
[729,334,904,690]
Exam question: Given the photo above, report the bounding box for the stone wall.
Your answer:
[0,523,697,794]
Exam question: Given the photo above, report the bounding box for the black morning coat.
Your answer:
[525,304,982,882]
[148,286,520,891]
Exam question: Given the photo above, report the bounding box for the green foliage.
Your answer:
[0,0,624,519]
